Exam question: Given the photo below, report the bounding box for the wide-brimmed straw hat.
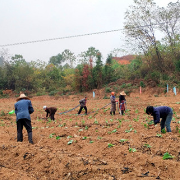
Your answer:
[16,94,30,101]
[120,91,126,96]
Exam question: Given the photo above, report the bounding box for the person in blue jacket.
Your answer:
[146,106,173,132]
[14,93,34,144]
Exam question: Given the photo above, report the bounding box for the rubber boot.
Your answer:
[121,110,124,115]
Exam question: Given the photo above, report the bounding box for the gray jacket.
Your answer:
[79,98,86,107]
[110,95,116,111]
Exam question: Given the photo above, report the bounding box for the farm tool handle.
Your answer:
[87,102,111,115]
[59,104,80,114]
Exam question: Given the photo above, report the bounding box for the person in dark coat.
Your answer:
[146,106,173,132]
[78,97,87,115]
[43,106,57,120]
[119,91,126,115]
[14,94,34,144]
[110,92,117,115]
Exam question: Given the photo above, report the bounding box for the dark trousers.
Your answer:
[50,114,55,120]
[110,111,115,115]
[160,110,173,132]
[78,106,87,114]
[17,119,33,143]
[121,110,124,115]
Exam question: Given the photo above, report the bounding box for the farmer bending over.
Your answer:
[43,106,57,120]
[78,97,87,115]
[146,106,173,132]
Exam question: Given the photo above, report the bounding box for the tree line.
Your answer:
[0,0,180,95]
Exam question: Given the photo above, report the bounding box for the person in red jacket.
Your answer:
[43,106,57,120]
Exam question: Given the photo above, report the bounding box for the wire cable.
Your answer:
[0,29,122,47]
[0,23,165,47]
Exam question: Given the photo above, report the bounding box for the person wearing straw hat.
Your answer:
[43,106,57,120]
[119,91,126,115]
[14,93,34,144]
[110,92,117,115]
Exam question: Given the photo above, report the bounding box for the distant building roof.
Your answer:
[112,55,135,65]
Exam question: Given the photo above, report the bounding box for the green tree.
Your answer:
[49,53,63,67]
[78,47,100,65]
[103,54,114,84]
[93,53,103,88]
[62,49,76,68]
[74,64,83,92]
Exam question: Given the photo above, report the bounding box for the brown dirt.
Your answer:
[0,90,180,180]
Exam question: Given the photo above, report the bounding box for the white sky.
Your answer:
[0,0,178,63]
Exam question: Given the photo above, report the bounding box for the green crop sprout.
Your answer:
[156,134,162,137]
[49,133,56,138]
[125,128,133,133]
[161,128,166,134]
[56,136,61,140]
[67,140,73,145]
[111,129,117,133]
[143,144,151,148]
[119,139,128,143]
[129,148,137,152]
[108,143,115,148]
[163,152,174,160]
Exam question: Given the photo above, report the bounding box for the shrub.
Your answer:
[103,95,109,99]
[105,87,111,93]
[140,81,145,88]
[49,90,58,96]
[121,83,126,88]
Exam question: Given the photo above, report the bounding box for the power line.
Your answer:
[0,23,165,47]
[0,29,122,47]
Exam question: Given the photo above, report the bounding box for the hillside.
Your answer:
[112,55,136,65]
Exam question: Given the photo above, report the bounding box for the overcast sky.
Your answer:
[0,0,178,63]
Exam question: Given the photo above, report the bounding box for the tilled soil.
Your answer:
[0,92,180,180]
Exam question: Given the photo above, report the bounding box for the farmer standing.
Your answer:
[78,97,87,115]
[110,92,117,115]
[43,106,57,120]
[146,106,173,132]
[14,93,34,144]
[119,91,126,115]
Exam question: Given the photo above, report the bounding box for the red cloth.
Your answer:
[119,100,125,110]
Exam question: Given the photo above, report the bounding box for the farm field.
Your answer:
[0,91,180,180]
